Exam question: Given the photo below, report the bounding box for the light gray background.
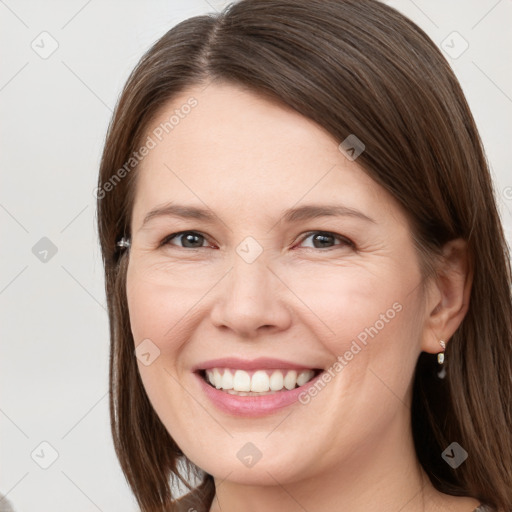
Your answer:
[1,0,511,510]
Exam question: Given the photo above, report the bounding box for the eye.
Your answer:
[159,230,355,251]
[295,231,355,250]
[160,231,211,249]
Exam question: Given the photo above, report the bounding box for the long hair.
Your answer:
[96,1,512,510]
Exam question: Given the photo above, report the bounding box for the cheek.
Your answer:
[288,260,423,396]
[126,263,196,428]
[289,269,424,450]
[286,262,408,347]
[125,259,209,350]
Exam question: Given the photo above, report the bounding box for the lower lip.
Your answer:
[194,371,324,417]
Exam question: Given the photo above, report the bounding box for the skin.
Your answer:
[125,82,479,512]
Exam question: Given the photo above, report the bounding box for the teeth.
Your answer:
[204,368,316,393]
[213,368,223,389]
[233,370,251,392]
[269,370,284,391]
[221,369,234,390]
[297,370,312,386]
[251,370,270,392]
[284,370,297,390]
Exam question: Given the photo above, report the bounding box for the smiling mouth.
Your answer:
[198,368,323,396]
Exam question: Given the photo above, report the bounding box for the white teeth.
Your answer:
[233,370,251,392]
[204,368,316,393]
[269,370,284,391]
[297,370,314,386]
[250,370,270,392]
[213,368,223,389]
[221,369,234,390]
[283,370,297,390]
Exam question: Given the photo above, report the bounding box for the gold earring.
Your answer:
[437,340,446,364]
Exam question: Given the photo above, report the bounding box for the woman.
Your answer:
[96,0,512,510]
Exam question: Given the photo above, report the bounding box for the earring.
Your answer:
[437,340,446,364]
[117,237,131,249]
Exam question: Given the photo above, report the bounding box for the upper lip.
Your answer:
[192,357,320,372]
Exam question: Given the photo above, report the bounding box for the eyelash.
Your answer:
[159,230,355,251]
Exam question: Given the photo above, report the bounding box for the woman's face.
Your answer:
[126,82,434,484]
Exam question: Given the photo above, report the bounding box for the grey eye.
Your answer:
[298,231,353,249]
[164,231,207,248]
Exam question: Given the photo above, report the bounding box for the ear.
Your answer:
[420,238,473,354]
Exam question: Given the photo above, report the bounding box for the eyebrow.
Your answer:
[140,202,376,229]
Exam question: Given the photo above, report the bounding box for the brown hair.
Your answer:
[96,1,512,510]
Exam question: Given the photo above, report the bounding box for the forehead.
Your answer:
[131,82,400,226]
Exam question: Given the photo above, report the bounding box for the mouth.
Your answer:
[197,367,323,396]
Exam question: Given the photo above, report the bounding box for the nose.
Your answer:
[209,255,292,339]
